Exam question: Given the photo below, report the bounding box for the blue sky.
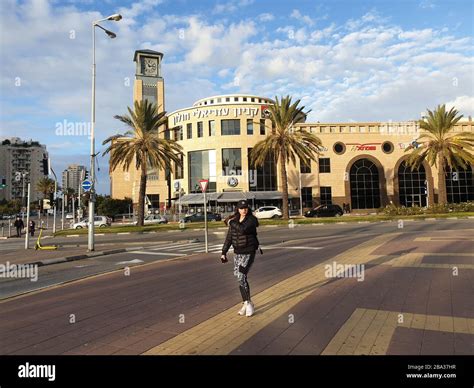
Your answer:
[0,0,473,194]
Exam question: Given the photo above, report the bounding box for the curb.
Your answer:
[26,246,145,268]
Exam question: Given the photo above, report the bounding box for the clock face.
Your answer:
[143,57,158,76]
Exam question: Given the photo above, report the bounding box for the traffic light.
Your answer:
[84,170,89,180]
[0,177,6,189]
[49,192,54,203]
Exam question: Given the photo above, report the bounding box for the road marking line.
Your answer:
[322,308,474,355]
[414,237,473,242]
[128,251,185,256]
[142,233,399,355]
[262,246,324,250]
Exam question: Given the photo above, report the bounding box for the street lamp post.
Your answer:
[50,167,58,234]
[88,13,122,252]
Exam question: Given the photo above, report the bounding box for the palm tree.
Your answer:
[250,95,323,219]
[103,100,183,226]
[405,104,474,205]
[36,177,55,213]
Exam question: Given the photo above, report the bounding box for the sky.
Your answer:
[0,0,473,194]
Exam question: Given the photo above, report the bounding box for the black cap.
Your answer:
[237,199,249,209]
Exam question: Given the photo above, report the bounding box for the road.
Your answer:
[0,219,472,355]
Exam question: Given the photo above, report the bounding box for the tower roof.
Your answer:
[133,49,163,62]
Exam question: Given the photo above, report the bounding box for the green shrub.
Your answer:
[378,201,474,215]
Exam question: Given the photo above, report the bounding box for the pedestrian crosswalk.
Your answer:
[129,241,228,256]
[128,241,324,257]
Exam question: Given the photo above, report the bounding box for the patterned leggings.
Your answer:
[233,252,255,302]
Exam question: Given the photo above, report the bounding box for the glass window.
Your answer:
[300,158,311,174]
[221,119,240,135]
[251,98,255,102]
[210,99,214,104]
[302,187,312,208]
[445,165,474,203]
[398,161,427,207]
[146,194,160,210]
[164,129,170,140]
[217,98,221,103]
[197,122,203,137]
[320,187,332,205]
[247,119,253,135]
[175,154,184,179]
[350,159,380,209]
[222,148,242,175]
[260,119,265,135]
[234,97,239,102]
[188,150,216,193]
[248,148,277,191]
[186,123,192,139]
[226,97,230,102]
[174,126,182,141]
[209,120,215,136]
[319,158,330,173]
[243,97,247,101]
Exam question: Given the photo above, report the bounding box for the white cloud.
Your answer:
[258,13,274,22]
[212,0,255,15]
[446,96,474,117]
[290,9,314,26]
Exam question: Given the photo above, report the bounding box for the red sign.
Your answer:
[261,105,271,118]
[346,143,381,151]
[199,179,209,193]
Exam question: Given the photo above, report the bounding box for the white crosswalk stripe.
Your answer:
[126,242,324,257]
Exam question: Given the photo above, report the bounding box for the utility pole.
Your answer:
[61,192,65,230]
[25,183,30,249]
[50,167,58,234]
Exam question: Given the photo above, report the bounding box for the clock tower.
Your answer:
[133,49,165,113]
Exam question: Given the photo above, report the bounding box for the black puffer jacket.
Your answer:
[222,214,259,255]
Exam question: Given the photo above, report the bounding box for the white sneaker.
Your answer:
[245,301,254,317]
[238,302,247,316]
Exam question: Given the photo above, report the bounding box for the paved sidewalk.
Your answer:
[0,242,166,266]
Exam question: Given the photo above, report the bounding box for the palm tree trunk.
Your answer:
[279,156,289,219]
[137,163,148,226]
[437,154,447,205]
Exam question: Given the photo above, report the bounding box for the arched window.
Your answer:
[398,161,427,207]
[350,159,381,209]
[445,165,474,203]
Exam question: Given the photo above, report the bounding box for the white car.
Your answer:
[134,215,168,225]
[70,216,111,229]
[254,206,282,219]
[65,213,74,219]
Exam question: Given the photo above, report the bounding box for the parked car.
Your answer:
[254,206,282,219]
[70,216,112,229]
[304,204,343,218]
[134,214,168,225]
[180,212,222,223]
[65,213,74,219]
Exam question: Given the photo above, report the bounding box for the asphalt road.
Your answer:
[1,219,472,299]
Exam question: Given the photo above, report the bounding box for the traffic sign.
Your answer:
[82,180,92,192]
[199,179,208,193]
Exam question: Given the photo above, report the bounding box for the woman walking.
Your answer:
[221,199,260,317]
